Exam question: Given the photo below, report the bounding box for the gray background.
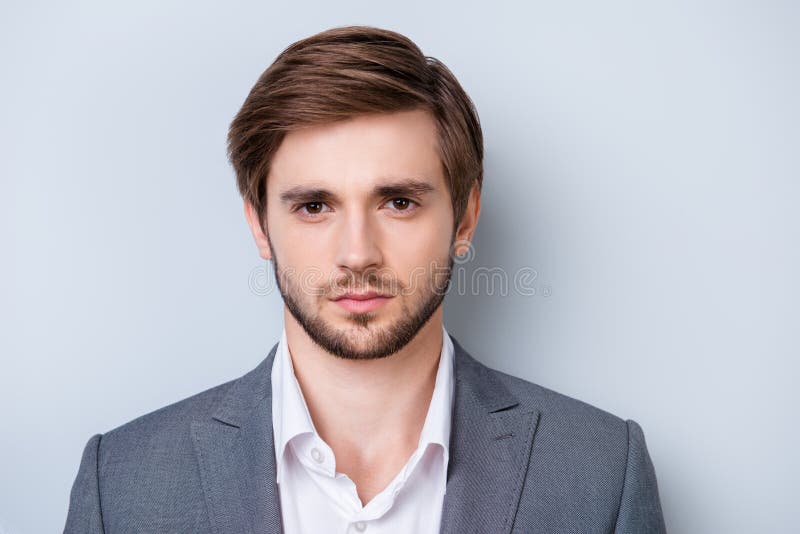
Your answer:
[1,1,798,533]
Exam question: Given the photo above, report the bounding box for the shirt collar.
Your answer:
[270,324,455,486]
[270,326,317,485]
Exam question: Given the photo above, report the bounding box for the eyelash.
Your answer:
[293,198,420,219]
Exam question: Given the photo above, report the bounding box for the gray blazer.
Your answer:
[64,334,667,533]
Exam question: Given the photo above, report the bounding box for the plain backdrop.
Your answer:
[1,1,798,533]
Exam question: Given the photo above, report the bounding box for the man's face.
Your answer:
[255,109,457,360]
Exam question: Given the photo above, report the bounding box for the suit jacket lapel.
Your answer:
[439,335,541,534]
[192,342,282,534]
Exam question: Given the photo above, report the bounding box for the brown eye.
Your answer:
[294,201,331,219]
[383,197,420,215]
[306,202,323,213]
[390,198,416,210]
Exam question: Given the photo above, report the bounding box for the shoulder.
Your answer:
[98,345,277,456]
[452,339,636,462]
[451,334,631,434]
[452,349,664,530]
[491,364,629,432]
[473,358,641,506]
[97,377,237,460]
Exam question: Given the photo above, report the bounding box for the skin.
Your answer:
[243,108,481,506]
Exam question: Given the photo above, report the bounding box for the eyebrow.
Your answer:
[278,178,437,206]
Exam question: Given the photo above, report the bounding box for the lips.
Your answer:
[333,292,393,313]
[332,290,387,301]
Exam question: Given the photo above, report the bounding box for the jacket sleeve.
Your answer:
[63,433,106,534]
[613,419,667,534]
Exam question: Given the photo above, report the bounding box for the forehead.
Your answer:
[267,109,444,193]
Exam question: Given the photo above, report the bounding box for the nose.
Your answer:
[334,210,383,275]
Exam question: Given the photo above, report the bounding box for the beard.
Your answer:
[267,232,455,361]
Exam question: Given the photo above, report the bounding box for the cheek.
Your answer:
[389,233,451,290]
[386,204,453,257]
[268,212,333,266]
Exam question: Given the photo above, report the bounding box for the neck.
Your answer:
[283,307,445,457]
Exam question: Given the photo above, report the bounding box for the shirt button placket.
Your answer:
[353,521,367,532]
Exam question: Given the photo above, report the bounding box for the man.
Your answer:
[64,25,667,533]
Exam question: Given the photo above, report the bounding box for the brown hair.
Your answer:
[227,25,483,235]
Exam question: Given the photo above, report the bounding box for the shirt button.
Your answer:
[354,521,367,532]
[310,447,324,463]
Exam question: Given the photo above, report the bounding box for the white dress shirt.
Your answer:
[270,324,455,534]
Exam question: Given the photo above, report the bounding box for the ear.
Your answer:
[454,182,481,256]
[243,200,273,261]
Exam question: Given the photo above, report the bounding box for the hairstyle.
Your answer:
[227,25,483,235]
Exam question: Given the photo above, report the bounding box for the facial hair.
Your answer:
[267,231,455,360]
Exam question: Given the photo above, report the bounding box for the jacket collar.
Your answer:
[192,332,540,534]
